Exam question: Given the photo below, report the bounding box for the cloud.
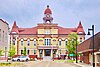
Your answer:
[0,0,100,36]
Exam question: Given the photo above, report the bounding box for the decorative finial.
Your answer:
[47,5,49,8]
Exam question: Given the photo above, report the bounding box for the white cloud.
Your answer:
[0,0,100,35]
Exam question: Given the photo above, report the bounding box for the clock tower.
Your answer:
[43,5,53,23]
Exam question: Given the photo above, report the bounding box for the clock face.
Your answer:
[46,14,50,18]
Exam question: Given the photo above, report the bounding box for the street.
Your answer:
[21,61,81,67]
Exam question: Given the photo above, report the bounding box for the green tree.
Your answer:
[0,49,3,56]
[66,33,79,54]
[9,45,16,58]
[23,47,26,56]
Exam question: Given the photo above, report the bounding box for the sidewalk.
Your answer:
[0,60,7,62]
[74,62,92,67]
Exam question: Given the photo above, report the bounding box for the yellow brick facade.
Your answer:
[10,23,85,59]
[10,6,85,59]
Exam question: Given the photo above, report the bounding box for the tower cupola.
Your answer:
[43,5,53,23]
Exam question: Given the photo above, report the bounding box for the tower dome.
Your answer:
[44,5,52,14]
[43,5,53,23]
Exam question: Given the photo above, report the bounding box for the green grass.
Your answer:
[0,62,23,66]
[54,60,75,63]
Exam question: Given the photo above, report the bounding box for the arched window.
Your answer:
[59,39,61,46]
[27,39,30,46]
[80,38,82,43]
[21,39,23,46]
[34,39,36,46]
[44,38,51,45]
[65,39,68,45]
[27,49,29,55]
[12,37,16,45]
[34,50,36,54]
[59,49,61,54]
[21,50,23,54]
[79,32,83,34]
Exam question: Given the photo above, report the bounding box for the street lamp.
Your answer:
[87,25,95,67]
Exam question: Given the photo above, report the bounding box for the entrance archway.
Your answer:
[45,49,51,56]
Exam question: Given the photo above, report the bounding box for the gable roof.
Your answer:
[18,27,37,35]
[10,21,85,35]
[10,21,19,34]
[58,26,76,34]
[0,19,9,25]
[76,21,85,35]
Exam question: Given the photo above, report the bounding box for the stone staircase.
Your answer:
[43,56,52,61]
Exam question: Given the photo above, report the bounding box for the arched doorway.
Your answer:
[45,49,51,56]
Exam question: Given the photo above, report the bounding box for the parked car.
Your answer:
[12,56,30,62]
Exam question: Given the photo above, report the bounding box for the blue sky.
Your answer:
[0,0,100,38]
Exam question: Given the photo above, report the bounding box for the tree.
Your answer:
[23,47,26,56]
[0,49,3,56]
[66,32,79,54]
[9,45,16,58]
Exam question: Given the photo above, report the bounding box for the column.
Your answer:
[51,49,53,58]
[43,49,44,57]
[15,36,17,55]
[37,50,40,58]
[15,36,17,45]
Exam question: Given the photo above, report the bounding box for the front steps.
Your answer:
[43,56,52,61]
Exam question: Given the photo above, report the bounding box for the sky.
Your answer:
[0,0,100,39]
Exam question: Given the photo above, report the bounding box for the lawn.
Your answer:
[0,62,23,67]
[54,60,75,63]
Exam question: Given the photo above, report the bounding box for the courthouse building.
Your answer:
[10,5,85,59]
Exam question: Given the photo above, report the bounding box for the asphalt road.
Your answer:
[22,61,81,67]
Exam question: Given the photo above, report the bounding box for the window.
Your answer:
[34,39,36,46]
[21,39,23,46]
[44,38,51,45]
[27,39,30,46]
[80,38,82,43]
[99,48,100,51]
[40,50,42,54]
[21,50,23,54]
[97,54,100,63]
[59,39,61,46]
[53,50,56,54]
[12,37,15,45]
[79,32,83,34]
[3,31,4,42]
[49,39,51,45]
[0,29,1,41]
[45,30,50,34]
[34,50,36,54]
[65,39,68,45]
[5,33,7,41]
[27,50,29,55]
[12,32,17,34]
[59,49,61,54]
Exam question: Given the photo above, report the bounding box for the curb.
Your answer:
[74,63,84,67]
[74,62,92,67]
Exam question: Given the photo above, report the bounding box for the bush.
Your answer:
[0,62,23,66]
[0,62,11,66]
